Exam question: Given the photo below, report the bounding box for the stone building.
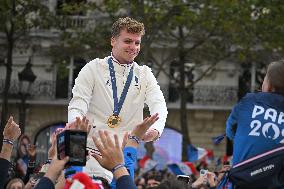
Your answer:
[0,0,250,164]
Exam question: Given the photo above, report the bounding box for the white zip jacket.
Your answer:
[68,55,168,182]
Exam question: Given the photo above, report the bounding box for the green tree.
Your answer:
[0,0,53,149]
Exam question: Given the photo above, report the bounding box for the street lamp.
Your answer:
[18,56,37,133]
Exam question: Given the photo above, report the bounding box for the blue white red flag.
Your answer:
[187,144,208,162]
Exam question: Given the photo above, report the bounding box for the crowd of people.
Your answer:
[0,115,232,189]
[0,16,284,189]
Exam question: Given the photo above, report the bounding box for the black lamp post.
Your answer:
[18,57,36,133]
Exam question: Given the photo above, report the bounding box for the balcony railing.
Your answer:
[0,79,238,106]
[60,15,90,28]
[193,85,238,106]
[0,79,56,100]
[161,84,238,107]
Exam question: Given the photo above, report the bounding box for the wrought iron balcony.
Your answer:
[60,15,90,28]
[161,84,238,107]
[0,79,56,100]
[193,85,238,106]
[0,79,238,107]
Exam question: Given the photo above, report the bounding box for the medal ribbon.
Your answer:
[108,57,133,116]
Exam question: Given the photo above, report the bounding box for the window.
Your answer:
[55,57,86,99]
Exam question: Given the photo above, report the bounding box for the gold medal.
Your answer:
[107,115,122,128]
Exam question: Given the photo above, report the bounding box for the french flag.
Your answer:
[139,155,158,173]
[168,162,197,176]
[187,144,208,163]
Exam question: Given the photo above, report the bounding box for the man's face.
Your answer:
[111,29,141,64]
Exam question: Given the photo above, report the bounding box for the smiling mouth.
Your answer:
[126,51,137,56]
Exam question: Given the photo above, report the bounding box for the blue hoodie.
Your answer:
[226,92,284,165]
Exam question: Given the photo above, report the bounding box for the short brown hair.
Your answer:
[6,178,25,189]
[111,17,145,37]
[267,60,284,95]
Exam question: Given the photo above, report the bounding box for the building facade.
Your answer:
[0,0,253,163]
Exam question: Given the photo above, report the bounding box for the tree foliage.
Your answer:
[0,0,53,148]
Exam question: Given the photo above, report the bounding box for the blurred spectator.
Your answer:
[6,178,25,189]
[146,174,162,188]
[154,179,187,189]
[15,134,37,183]
[136,177,146,189]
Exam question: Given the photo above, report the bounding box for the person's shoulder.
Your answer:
[134,63,154,73]
[233,93,256,108]
[133,61,145,69]
[237,92,277,108]
[240,92,257,101]
[83,57,109,72]
[87,57,108,66]
[241,92,281,101]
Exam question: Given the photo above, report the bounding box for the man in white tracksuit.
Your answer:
[68,17,168,183]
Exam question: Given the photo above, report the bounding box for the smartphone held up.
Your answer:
[57,130,87,166]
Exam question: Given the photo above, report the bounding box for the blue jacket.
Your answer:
[226,92,284,165]
[110,146,137,189]
[0,158,10,189]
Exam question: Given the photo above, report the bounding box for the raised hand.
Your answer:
[27,144,37,158]
[121,132,129,149]
[3,116,21,142]
[91,130,124,171]
[48,132,57,159]
[44,156,69,184]
[192,174,208,188]
[66,116,91,134]
[131,113,159,141]
[1,116,21,161]
[207,171,217,187]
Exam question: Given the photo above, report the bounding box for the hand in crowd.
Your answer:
[191,171,217,188]
[207,171,217,188]
[141,114,159,142]
[91,130,124,171]
[1,116,21,161]
[66,116,91,134]
[121,132,129,149]
[27,144,37,158]
[43,156,69,184]
[191,174,208,188]
[3,116,21,142]
[132,113,159,141]
[48,132,57,159]
[217,164,231,182]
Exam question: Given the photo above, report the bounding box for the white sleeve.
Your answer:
[68,62,96,123]
[144,66,168,136]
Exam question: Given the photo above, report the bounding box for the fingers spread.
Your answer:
[104,131,115,148]
[114,134,120,149]
[91,153,103,164]
[92,134,106,157]
[121,132,128,149]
